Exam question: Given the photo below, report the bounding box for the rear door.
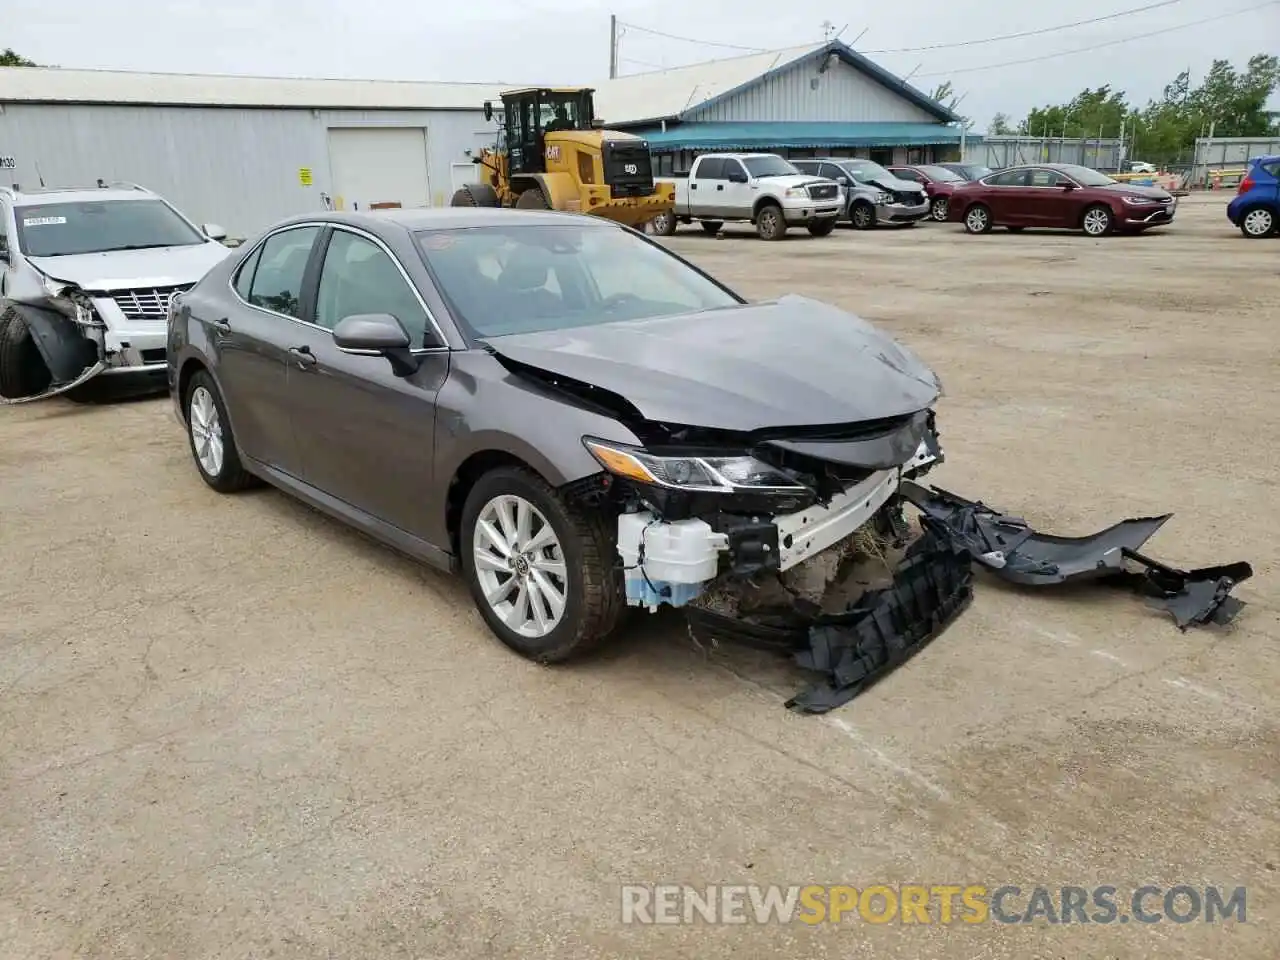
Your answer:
[688,156,725,218]
[284,225,449,538]
[983,168,1031,223]
[216,223,322,477]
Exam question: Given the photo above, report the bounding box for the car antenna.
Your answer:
[34,161,46,188]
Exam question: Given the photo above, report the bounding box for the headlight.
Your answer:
[1122,195,1152,205]
[784,186,808,199]
[583,438,807,493]
[877,191,894,204]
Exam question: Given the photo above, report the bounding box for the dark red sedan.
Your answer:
[888,164,968,222]
[947,163,1177,236]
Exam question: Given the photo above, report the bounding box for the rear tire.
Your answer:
[700,220,724,235]
[807,218,836,237]
[850,202,876,230]
[515,188,550,210]
[963,204,993,234]
[460,466,625,663]
[0,307,53,400]
[649,211,677,236]
[755,203,786,240]
[184,370,256,493]
[1239,205,1275,238]
[1081,204,1113,237]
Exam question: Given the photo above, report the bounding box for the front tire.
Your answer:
[649,211,677,236]
[1081,204,1113,237]
[963,204,993,234]
[1239,206,1275,238]
[515,188,550,210]
[460,466,624,663]
[755,203,786,241]
[0,308,52,400]
[807,218,836,237]
[930,197,949,222]
[850,202,876,230]
[185,370,256,493]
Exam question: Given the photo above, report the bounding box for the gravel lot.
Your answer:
[2,193,1277,959]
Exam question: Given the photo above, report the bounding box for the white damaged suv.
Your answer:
[0,182,233,403]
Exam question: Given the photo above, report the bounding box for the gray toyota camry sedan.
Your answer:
[167,208,944,662]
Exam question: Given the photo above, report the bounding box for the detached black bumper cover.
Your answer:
[687,522,975,714]
[900,482,1252,630]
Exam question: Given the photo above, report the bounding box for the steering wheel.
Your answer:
[600,292,641,312]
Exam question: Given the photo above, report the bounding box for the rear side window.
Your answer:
[247,225,320,319]
[894,168,924,183]
[233,243,264,300]
[695,157,725,179]
[987,169,1028,186]
[1261,160,1280,179]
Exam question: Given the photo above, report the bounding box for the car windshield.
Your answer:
[1057,164,1117,187]
[416,223,743,338]
[14,199,206,257]
[743,155,799,178]
[919,165,964,182]
[840,160,895,182]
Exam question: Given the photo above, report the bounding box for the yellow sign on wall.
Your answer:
[298,167,313,186]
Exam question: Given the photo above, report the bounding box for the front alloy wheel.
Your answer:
[189,386,224,478]
[473,494,568,640]
[1082,205,1113,237]
[930,197,949,222]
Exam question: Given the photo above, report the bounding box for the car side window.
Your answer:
[793,161,818,175]
[1261,160,1280,178]
[818,163,844,181]
[894,168,923,183]
[315,229,430,345]
[248,226,320,318]
[0,201,10,259]
[988,170,1028,187]
[233,243,264,300]
[1028,169,1065,187]
[695,157,725,180]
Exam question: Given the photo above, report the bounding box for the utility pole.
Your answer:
[609,15,618,79]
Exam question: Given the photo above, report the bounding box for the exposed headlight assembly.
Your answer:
[876,191,894,205]
[583,438,807,493]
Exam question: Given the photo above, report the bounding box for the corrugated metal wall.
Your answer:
[0,103,494,237]
[685,58,938,124]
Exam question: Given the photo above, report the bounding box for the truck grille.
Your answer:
[112,284,193,322]
[602,140,656,199]
[807,183,839,201]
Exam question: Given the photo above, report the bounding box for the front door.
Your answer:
[285,226,449,539]
[720,158,754,219]
[215,223,322,477]
[1024,168,1076,226]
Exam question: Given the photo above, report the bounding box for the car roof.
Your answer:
[268,207,618,235]
[5,187,159,204]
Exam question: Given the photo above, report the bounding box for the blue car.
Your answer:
[1227,155,1280,238]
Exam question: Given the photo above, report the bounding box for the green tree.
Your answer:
[988,112,1014,135]
[1025,85,1130,139]
[0,48,38,66]
[929,81,971,127]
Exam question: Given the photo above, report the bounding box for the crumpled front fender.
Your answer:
[0,300,105,405]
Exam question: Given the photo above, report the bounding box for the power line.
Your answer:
[915,0,1280,79]
[615,20,769,54]
[863,0,1188,54]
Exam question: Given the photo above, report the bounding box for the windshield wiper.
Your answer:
[104,243,188,252]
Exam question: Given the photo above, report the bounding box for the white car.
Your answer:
[0,181,233,403]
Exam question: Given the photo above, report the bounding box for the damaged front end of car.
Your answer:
[0,270,109,404]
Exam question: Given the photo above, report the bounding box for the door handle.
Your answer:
[716,184,724,191]
[288,345,317,370]
[690,183,697,190]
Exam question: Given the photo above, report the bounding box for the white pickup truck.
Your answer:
[648,153,843,241]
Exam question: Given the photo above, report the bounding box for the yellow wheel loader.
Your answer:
[450,87,675,229]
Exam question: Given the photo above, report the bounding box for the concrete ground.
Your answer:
[2,193,1277,959]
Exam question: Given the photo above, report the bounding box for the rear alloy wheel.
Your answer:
[807,218,836,237]
[461,466,624,662]
[1081,204,1113,237]
[963,204,993,234]
[1240,206,1275,238]
[850,202,876,230]
[185,371,256,493]
[649,211,677,236]
[755,203,786,241]
[930,197,949,222]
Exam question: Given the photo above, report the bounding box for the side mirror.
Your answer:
[483,101,494,122]
[727,171,748,184]
[839,177,851,186]
[202,223,227,241]
[1061,181,1077,190]
[333,313,421,377]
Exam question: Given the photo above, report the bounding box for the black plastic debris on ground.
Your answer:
[900,481,1252,630]
[686,522,975,714]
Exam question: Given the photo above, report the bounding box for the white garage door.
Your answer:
[327,127,430,212]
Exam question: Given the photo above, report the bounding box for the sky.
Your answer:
[5,0,1278,130]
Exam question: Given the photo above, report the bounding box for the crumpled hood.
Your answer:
[29,241,232,292]
[866,175,926,195]
[483,295,941,432]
